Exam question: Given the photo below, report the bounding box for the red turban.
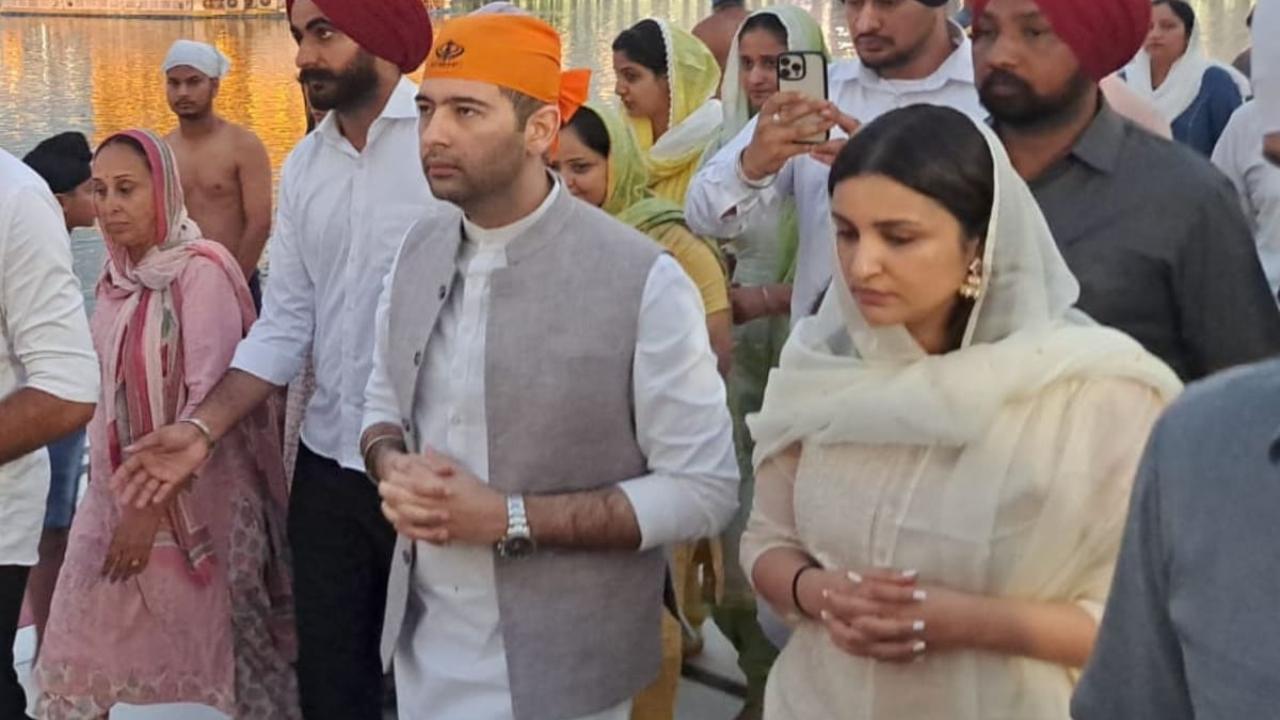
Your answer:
[971,0,1151,81]
[287,0,433,74]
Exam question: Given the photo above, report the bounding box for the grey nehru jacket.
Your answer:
[1026,101,1280,381]
[1072,357,1280,719]
[378,190,668,720]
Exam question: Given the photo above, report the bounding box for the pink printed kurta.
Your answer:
[35,256,298,719]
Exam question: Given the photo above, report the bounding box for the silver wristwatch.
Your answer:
[496,494,536,559]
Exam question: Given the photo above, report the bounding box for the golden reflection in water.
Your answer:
[0,0,1257,178]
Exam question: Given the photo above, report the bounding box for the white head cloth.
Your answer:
[163,40,231,79]
[1124,21,1251,123]
[748,111,1181,466]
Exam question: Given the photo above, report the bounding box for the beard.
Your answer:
[423,131,527,211]
[854,30,928,73]
[979,68,1094,129]
[300,50,379,112]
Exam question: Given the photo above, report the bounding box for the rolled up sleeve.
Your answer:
[619,255,739,550]
[0,187,98,403]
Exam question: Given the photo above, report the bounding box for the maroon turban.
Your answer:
[971,0,1151,81]
[287,0,433,74]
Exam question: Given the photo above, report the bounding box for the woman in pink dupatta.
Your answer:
[34,129,299,720]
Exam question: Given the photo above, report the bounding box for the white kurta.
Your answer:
[1213,100,1280,298]
[742,376,1169,720]
[363,183,740,719]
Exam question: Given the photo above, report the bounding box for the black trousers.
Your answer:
[289,444,396,720]
[0,565,31,719]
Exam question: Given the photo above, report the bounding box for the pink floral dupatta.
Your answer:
[97,130,293,644]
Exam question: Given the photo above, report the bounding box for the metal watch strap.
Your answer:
[506,494,530,538]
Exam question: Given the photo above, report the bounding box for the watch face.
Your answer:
[500,536,536,559]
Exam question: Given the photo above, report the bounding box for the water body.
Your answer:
[0,0,1255,300]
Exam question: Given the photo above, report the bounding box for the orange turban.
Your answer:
[424,15,591,124]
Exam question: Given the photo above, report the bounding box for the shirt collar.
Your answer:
[833,22,974,91]
[1066,99,1126,175]
[318,77,419,148]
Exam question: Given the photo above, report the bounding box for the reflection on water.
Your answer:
[0,0,1257,300]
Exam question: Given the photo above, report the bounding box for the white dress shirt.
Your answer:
[0,150,99,566]
[363,183,739,719]
[1213,101,1280,298]
[685,27,984,321]
[231,78,440,471]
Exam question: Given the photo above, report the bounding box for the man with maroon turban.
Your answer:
[972,0,1280,382]
[109,1,442,718]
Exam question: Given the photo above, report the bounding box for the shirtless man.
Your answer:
[162,40,272,307]
[692,0,749,80]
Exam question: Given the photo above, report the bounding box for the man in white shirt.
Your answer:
[359,15,738,720]
[0,148,98,719]
[108,1,440,717]
[685,0,984,321]
[1254,0,1279,164]
[1214,100,1280,299]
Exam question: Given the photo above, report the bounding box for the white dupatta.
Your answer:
[1125,23,1252,123]
[748,115,1181,465]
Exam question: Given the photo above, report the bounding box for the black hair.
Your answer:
[22,132,92,194]
[829,105,994,350]
[739,13,788,46]
[500,87,549,128]
[613,19,668,77]
[563,106,611,159]
[829,105,994,241]
[1154,0,1196,36]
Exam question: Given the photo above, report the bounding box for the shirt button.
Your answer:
[413,350,423,366]
[402,419,412,432]
[438,285,447,300]
[450,414,461,427]
[402,549,412,565]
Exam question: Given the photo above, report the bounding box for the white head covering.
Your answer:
[719,6,828,147]
[1125,19,1251,122]
[748,111,1181,464]
[162,40,231,79]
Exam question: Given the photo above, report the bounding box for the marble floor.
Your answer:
[15,621,746,719]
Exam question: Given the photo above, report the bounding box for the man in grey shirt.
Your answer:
[973,0,1280,381]
[1072,357,1280,719]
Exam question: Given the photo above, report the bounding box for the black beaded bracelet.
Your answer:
[791,560,821,619]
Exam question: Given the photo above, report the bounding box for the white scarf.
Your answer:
[748,117,1182,466]
[1125,25,1251,123]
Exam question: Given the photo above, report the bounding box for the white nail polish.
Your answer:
[820,610,832,621]
[913,640,927,654]
[912,620,926,633]
[821,589,830,599]
[913,589,928,601]
[901,569,919,580]
[847,571,863,584]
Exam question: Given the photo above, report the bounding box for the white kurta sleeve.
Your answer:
[618,255,740,551]
[685,117,796,239]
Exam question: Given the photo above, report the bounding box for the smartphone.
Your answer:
[776,51,830,145]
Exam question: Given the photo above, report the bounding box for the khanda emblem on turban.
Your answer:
[435,40,466,63]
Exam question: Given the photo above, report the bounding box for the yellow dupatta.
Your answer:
[625,19,723,205]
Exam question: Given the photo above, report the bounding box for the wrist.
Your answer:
[738,147,775,186]
[178,417,215,455]
[791,562,822,618]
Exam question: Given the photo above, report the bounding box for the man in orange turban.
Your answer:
[361,13,740,720]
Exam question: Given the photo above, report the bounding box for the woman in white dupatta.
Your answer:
[740,106,1182,720]
[1126,0,1249,155]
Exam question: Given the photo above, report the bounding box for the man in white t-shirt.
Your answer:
[0,148,98,718]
